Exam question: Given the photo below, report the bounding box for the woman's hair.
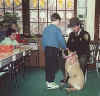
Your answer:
[6,28,16,37]
[51,13,61,21]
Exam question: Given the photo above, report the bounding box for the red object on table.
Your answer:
[16,33,27,43]
[0,45,14,53]
[16,33,21,42]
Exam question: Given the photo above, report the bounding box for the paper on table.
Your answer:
[0,62,1,68]
[12,55,16,61]
[23,51,26,56]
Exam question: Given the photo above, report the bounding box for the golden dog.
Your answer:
[64,51,84,92]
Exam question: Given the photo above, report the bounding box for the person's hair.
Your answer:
[51,13,61,21]
[6,28,16,37]
[68,17,81,27]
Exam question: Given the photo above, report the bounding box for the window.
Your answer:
[29,0,75,35]
[77,0,87,29]
[0,0,23,34]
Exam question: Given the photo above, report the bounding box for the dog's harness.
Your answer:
[64,52,76,59]
[64,52,77,65]
[65,52,77,74]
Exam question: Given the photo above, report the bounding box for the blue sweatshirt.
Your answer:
[42,24,66,50]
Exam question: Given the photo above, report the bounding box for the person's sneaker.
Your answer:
[46,82,59,89]
[60,77,69,84]
[60,79,66,83]
[60,79,66,87]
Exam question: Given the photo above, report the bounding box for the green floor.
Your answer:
[0,68,100,96]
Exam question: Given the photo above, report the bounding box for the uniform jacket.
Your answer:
[67,29,90,57]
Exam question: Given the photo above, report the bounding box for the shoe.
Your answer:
[60,79,66,83]
[60,76,69,84]
[46,82,59,89]
[60,80,66,87]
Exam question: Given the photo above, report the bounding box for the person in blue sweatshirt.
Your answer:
[42,13,66,89]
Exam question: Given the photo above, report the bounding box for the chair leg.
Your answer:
[96,63,100,77]
[85,68,87,83]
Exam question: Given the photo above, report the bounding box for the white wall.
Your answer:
[86,0,96,40]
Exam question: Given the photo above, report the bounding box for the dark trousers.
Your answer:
[45,46,59,82]
[78,55,89,75]
[57,50,66,76]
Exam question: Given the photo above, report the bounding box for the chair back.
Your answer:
[89,41,99,65]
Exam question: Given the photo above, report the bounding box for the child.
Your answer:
[64,47,85,92]
[42,13,66,89]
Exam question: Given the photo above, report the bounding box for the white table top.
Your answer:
[0,45,33,68]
